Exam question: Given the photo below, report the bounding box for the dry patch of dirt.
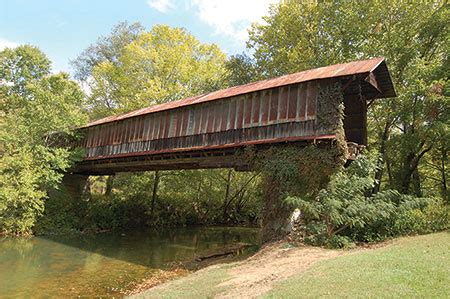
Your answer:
[216,242,345,298]
[132,242,372,298]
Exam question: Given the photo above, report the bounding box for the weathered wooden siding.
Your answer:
[80,80,330,160]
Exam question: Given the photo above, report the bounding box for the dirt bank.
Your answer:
[216,242,343,298]
[131,242,354,298]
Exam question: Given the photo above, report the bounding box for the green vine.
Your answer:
[241,81,349,241]
[317,81,344,131]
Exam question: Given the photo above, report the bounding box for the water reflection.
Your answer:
[0,227,260,297]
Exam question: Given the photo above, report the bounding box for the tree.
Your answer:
[0,46,86,235]
[225,53,259,86]
[247,0,449,197]
[71,21,145,82]
[0,45,51,110]
[78,24,227,119]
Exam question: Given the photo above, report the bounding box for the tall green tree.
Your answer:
[80,24,227,119]
[71,21,145,82]
[224,53,259,86]
[0,45,51,109]
[246,0,449,197]
[0,46,86,235]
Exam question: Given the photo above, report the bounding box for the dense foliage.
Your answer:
[75,23,227,119]
[285,154,448,248]
[0,46,86,235]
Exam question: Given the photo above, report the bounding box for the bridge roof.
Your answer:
[85,57,395,128]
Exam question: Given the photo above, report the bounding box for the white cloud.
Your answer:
[0,38,19,51]
[189,0,278,41]
[148,0,175,13]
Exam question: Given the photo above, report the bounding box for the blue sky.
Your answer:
[0,0,276,74]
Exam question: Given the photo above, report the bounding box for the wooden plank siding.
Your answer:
[81,81,325,160]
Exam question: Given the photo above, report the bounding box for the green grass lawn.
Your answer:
[265,232,450,298]
[133,232,449,298]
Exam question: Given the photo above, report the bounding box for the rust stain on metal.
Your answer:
[84,57,395,128]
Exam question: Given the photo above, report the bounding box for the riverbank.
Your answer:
[132,232,449,298]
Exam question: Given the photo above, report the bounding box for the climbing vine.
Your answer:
[317,81,344,131]
[251,81,348,196]
[241,81,349,241]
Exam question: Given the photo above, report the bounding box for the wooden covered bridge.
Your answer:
[72,57,395,175]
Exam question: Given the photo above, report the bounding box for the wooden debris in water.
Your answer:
[195,242,252,261]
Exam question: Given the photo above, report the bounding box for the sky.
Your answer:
[0,0,278,74]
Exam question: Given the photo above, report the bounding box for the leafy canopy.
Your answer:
[0,45,86,235]
[82,24,227,119]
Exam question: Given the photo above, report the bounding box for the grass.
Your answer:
[265,232,450,298]
[130,232,449,298]
[130,265,232,299]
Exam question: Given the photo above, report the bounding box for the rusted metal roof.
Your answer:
[85,57,395,128]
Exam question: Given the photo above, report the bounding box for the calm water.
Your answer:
[0,227,260,297]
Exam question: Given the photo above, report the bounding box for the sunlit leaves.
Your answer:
[0,47,86,235]
[85,25,227,119]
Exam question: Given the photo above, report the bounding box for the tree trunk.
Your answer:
[386,155,393,187]
[412,168,422,197]
[400,153,415,194]
[373,121,391,194]
[235,190,246,215]
[151,170,160,218]
[400,145,432,195]
[105,175,114,196]
[196,179,202,202]
[440,145,448,201]
[222,169,232,223]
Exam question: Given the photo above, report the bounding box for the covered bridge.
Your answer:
[72,57,396,175]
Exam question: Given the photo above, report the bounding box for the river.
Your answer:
[0,226,260,297]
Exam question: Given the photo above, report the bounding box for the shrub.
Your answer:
[392,199,449,236]
[286,154,449,248]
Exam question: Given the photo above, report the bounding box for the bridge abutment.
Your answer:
[261,175,292,242]
[255,141,346,243]
[62,174,90,199]
[49,174,90,201]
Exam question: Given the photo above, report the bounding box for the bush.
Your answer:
[286,154,449,248]
[328,235,355,249]
[392,199,449,236]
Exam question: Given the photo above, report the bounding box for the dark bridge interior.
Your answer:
[72,57,395,175]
